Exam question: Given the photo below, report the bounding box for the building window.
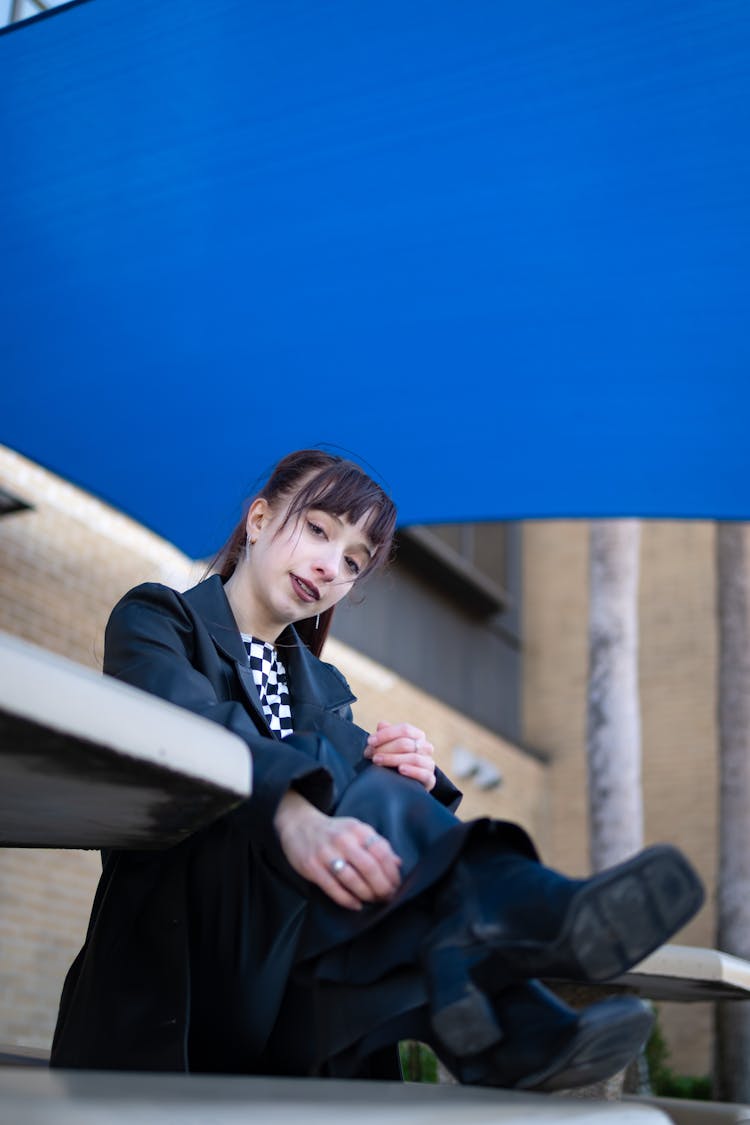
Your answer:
[396,522,509,618]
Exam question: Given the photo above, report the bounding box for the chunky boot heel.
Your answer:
[514,995,654,1092]
[422,940,502,1056]
[501,988,654,1093]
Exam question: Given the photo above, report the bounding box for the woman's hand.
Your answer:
[273,790,402,911]
[364,721,437,792]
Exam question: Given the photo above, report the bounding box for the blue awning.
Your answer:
[2,0,749,556]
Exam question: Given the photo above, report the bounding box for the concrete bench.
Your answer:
[0,631,251,848]
[0,1069,675,1124]
[3,1047,749,1123]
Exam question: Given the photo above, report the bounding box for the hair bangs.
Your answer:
[284,463,396,557]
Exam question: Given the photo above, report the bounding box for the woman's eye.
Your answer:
[345,557,361,577]
[307,520,326,538]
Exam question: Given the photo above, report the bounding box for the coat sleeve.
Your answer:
[430,767,463,812]
[103,584,336,846]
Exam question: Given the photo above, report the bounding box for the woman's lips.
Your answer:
[291,574,319,603]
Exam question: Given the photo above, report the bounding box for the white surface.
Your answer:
[634,945,750,992]
[0,1070,674,1125]
[0,630,251,846]
[0,630,251,795]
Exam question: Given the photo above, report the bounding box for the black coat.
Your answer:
[51,575,473,1074]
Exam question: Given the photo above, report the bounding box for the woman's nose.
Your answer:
[313,551,339,581]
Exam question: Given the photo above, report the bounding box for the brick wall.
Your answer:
[327,638,547,834]
[522,519,720,1077]
[0,447,200,1051]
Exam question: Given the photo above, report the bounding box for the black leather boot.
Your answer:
[320,975,653,1093]
[439,981,654,1093]
[421,841,703,1057]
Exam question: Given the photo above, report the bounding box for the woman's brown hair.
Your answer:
[213,450,397,656]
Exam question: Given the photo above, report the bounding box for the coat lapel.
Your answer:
[278,626,355,716]
[182,576,362,753]
[182,575,269,733]
[279,628,369,770]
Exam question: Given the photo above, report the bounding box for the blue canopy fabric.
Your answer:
[2,0,749,557]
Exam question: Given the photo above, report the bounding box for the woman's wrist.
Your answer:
[273,788,321,837]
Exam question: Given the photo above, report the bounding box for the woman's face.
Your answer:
[243,495,375,634]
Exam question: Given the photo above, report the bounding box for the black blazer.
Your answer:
[51,575,463,1074]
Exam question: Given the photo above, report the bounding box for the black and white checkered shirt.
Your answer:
[242,635,294,738]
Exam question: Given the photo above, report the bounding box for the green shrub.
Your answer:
[399,1040,438,1082]
[645,1009,712,1101]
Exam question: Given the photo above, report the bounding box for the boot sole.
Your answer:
[515,996,654,1093]
[491,844,704,983]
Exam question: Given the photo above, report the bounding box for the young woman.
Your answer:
[51,449,704,1090]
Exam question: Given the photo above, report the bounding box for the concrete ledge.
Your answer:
[617,945,750,1003]
[549,945,750,1006]
[0,631,251,848]
[0,1045,49,1068]
[625,1096,750,1125]
[0,1069,674,1124]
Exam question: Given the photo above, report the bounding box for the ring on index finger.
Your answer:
[329,857,347,875]
[414,738,422,753]
[363,833,378,850]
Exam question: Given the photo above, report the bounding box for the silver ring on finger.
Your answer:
[414,738,422,753]
[329,856,347,875]
[363,833,378,850]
